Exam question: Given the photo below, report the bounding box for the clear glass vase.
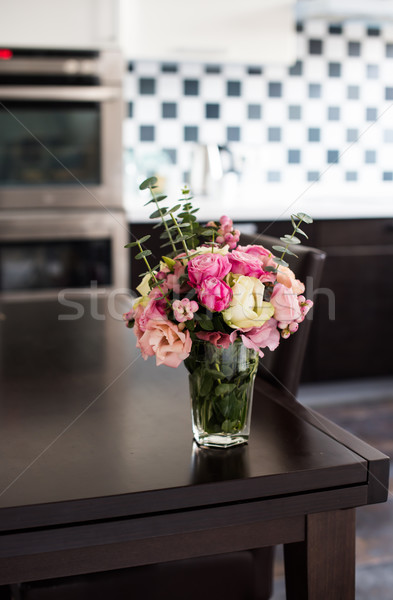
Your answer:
[184,339,259,448]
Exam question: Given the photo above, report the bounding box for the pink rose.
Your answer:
[196,330,238,348]
[197,277,233,312]
[137,317,192,368]
[277,265,305,295]
[237,244,277,283]
[228,250,266,278]
[270,283,302,325]
[240,319,280,357]
[187,253,231,286]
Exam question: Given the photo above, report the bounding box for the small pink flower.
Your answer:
[196,330,238,348]
[219,215,233,233]
[188,252,231,286]
[270,283,302,325]
[172,298,199,322]
[281,329,291,339]
[197,277,233,312]
[228,250,266,278]
[288,321,299,333]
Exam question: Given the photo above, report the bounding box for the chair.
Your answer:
[11,234,326,600]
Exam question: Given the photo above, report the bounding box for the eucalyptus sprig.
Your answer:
[140,176,178,255]
[271,212,313,268]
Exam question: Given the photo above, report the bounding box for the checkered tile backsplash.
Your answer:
[123,20,393,190]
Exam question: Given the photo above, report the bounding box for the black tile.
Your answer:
[248,66,263,75]
[366,107,378,121]
[163,148,177,164]
[327,149,339,164]
[367,64,379,78]
[383,171,393,181]
[386,43,393,58]
[268,127,281,142]
[328,106,340,120]
[347,128,358,142]
[128,102,133,118]
[161,63,178,73]
[365,150,376,164]
[367,26,380,36]
[205,103,220,118]
[227,126,241,142]
[162,102,177,119]
[140,125,155,142]
[347,85,360,100]
[139,78,156,94]
[348,41,361,56]
[184,79,199,95]
[346,171,357,181]
[205,65,221,74]
[127,62,134,71]
[227,81,241,96]
[184,126,198,142]
[309,83,321,98]
[288,149,301,163]
[307,171,320,181]
[296,22,303,33]
[288,105,301,120]
[267,171,281,182]
[329,24,342,34]
[328,62,341,77]
[268,82,282,97]
[385,87,393,100]
[289,60,303,76]
[309,39,323,54]
[248,104,261,119]
[308,128,320,142]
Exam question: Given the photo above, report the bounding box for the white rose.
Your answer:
[136,272,152,297]
[223,275,274,329]
[190,244,230,256]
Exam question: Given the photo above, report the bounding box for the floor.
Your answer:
[271,378,393,599]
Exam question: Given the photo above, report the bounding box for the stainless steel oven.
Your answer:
[0,209,129,300]
[0,48,124,210]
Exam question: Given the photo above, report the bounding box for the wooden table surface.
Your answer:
[0,296,389,597]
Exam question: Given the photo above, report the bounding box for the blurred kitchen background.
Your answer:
[0,1,392,596]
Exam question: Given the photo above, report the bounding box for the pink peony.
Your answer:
[228,250,266,278]
[270,283,302,325]
[197,277,233,312]
[196,330,238,348]
[187,252,231,286]
[240,319,280,357]
[137,317,192,368]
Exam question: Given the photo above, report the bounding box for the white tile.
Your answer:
[123,120,137,147]
[382,24,393,42]
[222,64,246,79]
[221,98,246,123]
[263,101,287,123]
[301,100,325,125]
[242,121,263,145]
[363,38,384,62]
[303,56,325,80]
[324,37,346,60]
[134,97,160,122]
[242,77,264,102]
[157,75,182,99]
[124,75,137,99]
[179,98,203,123]
[302,145,325,167]
[341,59,364,82]
[323,79,345,103]
[134,61,160,75]
[362,81,383,104]
[323,122,345,147]
[179,62,204,77]
[304,19,327,38]
[341,102,364,126]
[263,64,287,80]
[156,121,182,146]
[285,78,307,102]
[199,121,225,145]
[344,23,365,40]
[285,122,305,146]
[200,76,225,100]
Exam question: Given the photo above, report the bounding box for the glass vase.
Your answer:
[184,339,259,448]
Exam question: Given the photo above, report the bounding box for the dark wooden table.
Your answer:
[0,297,389,599]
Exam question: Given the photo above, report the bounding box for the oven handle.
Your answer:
[0,86,121,102]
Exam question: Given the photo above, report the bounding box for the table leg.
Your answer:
[283,509,356,600]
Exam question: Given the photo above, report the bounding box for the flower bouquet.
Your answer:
[124,177,313,448]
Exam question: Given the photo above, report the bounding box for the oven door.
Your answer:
[0,86,123,210]
[0,210,129,300]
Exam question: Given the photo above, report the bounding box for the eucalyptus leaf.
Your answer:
[273,257,289,267]
[296,212,313,224]
[169,204,181,213]
[285,248,298,257]
[138,235,151,244]
[135,249,152,259]
[296,228,309,239]
[139,176,157,190]
[280,235,301,244]
[124,241,139,248]
[149,207,168,219]
[272,245,287,253]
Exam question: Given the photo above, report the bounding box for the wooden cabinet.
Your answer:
[129,218,393,382]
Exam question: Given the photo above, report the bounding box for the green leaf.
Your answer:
[273,257,289,267]
[153,222,163,229]
[296,212,313,224]
[272,245,287,253]
[139,176,157,190]
[199,319,214,331]
[149,207,168,219]
[161,239,177,248]
[124,241,139,248]
[296,228,309,239]
[264,266,277,272]
[200,228,216,237]
[214,383,236,396]
[285,248,298,257]
[200,376,213,396]
[168,204,181,213]
[280,235,301,245]
[161,256,176,269]
[135,249,152,259]
[138,235,151,244]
